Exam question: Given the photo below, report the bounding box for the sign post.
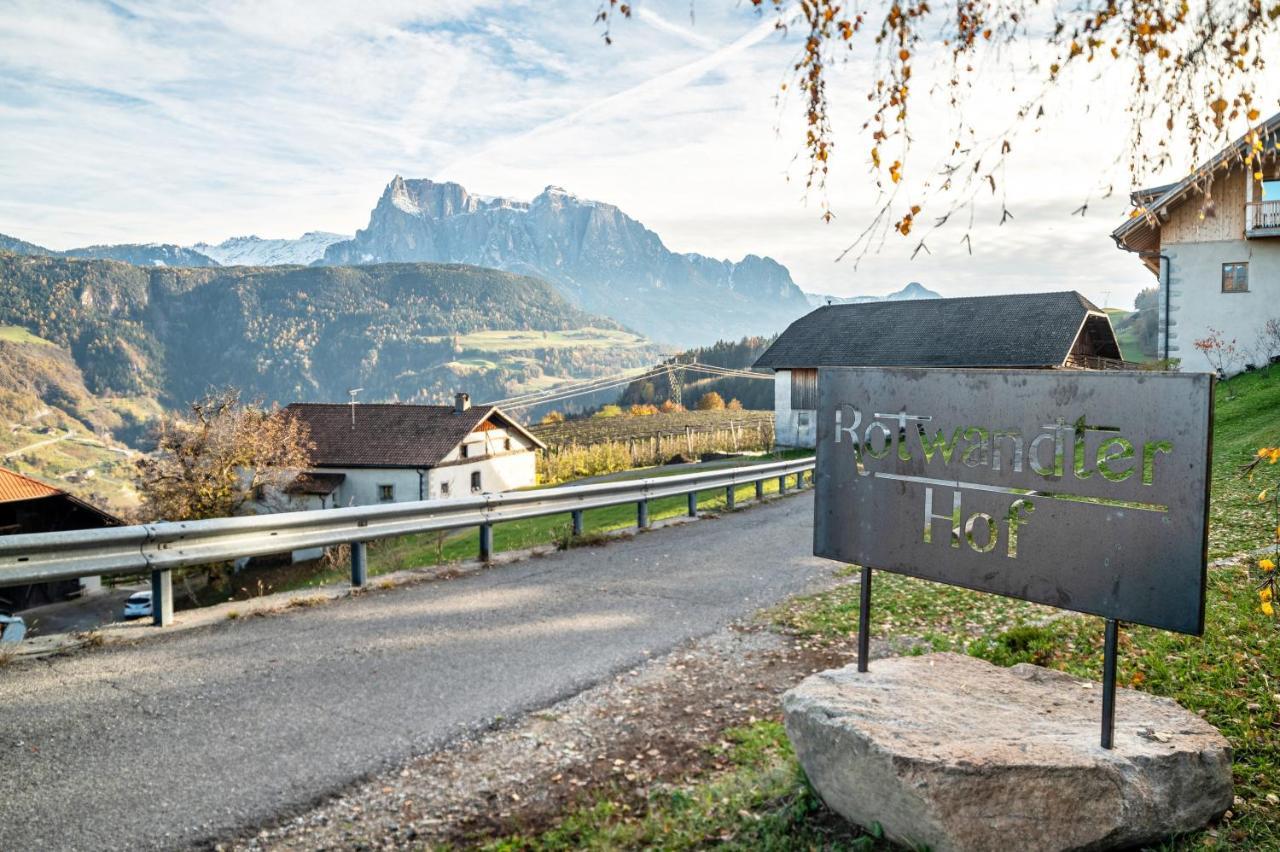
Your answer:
[815,367,1213,749]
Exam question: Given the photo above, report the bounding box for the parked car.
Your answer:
[0,614,27,644]
[122,591,152,620]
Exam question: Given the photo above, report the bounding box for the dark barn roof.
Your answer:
[284,403,544,469]
[753,291,1115,369]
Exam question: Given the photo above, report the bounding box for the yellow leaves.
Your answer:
[1260,489,1269,502]
[898,48,910,61]
[1262,587,1274,603]
[889,160,902,183]
[1249,108,1261,122]
[870,147,881,168]
[1257,447,1280,464]
[1264,600,1276,617]
[1259,558,1275,573]
[1211,97,1229,114]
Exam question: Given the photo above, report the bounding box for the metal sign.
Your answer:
[814,367,1213,747]
[816,367,1213,632]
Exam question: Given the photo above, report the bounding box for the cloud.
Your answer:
[0,0,1155,309]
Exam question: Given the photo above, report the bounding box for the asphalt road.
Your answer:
[0,492,836,851]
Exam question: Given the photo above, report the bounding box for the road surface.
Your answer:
[0,491,834,851]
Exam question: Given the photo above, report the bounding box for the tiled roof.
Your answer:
[753,291,1108,369]
[284,403,542,468]
[0,467,62,503]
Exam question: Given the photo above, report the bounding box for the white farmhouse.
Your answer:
[282,393,545,508]
[753,292,1123,449]
[1112,112,1280,374]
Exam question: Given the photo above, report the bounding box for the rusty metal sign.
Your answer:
[815,367,1213,636]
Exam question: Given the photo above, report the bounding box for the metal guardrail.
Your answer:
[0,457,815,626]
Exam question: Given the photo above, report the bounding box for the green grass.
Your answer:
[448,327,650,352]
[279,464,812,593]
[0,324,53,346]
[477,722,888,852]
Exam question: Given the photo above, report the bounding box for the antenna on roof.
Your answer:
[347,387,363,429]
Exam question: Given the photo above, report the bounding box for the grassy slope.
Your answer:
[492,370,1280,851]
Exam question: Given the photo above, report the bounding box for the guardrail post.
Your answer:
[725,485,736,510]
[686,491,698,517]
[571,510,584,537]
[755,479,764,501]
[479,523,494,562]
[637,499,650,529]
[150,569,173,627]
[778,475,787,494]
[350,541,367,588]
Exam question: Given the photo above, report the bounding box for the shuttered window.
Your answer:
[790,369,818,410]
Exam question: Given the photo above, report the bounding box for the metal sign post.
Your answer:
[815,367,1213,750]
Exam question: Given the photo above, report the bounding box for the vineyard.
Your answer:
[530,410,776,483]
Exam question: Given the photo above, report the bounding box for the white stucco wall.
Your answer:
[1163,238,1280,374]
[428,452,537,498]
[772,370,816,449]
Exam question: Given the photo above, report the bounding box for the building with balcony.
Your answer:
[1112,112,1280,374]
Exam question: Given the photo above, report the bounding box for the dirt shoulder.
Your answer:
[222,619,890,851]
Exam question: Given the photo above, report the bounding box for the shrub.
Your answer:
[540,410,565,425]
[593,404,623,419]
[628,403,658,417]
[696,392,725,411]
[659,399,685,413]
[727,398,744,411]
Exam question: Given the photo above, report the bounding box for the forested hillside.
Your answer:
[620,336,777,410]
[0,252,659,415]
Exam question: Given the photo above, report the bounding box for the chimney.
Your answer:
[454,392,471,413]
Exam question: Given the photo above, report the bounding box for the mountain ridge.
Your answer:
[323,177,811,345]
[804,281,941,307]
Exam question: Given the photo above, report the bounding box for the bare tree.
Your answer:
[134,390,313,523]
[597,1,1277,260]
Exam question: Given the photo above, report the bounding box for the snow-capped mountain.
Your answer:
[804,281,940,308]
[323,177,811,344]
[192,232,348,267]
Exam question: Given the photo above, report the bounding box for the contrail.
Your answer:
[635,7,720,50]
[440,15,780,178]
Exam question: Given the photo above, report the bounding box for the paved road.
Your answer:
[0,492,835,851]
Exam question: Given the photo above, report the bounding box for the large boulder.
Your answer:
[783,652,1231,852]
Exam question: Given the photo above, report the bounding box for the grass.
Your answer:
[445,328,650,353]
[0,324,53,346]
[276,461,812,593]
[480,370,1280,851]
[478,722,890,852]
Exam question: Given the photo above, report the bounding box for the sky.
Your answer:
[0,0,1199,307]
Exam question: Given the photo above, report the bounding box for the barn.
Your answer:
[753,291,1125,448]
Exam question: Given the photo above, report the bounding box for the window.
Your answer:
[378,484,395,502]
[471,471,482,493]
[790,369,818,410]
[460,443,469,458]
[1223,262,1249,293]
[439,481,450,497]
[503,437,512,451]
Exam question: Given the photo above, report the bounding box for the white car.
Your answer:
[122,591,153,620]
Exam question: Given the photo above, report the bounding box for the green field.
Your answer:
[447,327,651,352]
[485,370,1280,850]
[0,324,53,346]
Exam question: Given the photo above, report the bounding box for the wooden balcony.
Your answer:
[1246,200,1280,237]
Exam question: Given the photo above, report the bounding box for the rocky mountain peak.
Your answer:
[324,176,811,344]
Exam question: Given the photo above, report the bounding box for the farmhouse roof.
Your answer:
[0,467,61,503]
[753,291,1114,369]
[1112,110,1280,255]
[284,403,545,469]
[0,466,122,525]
